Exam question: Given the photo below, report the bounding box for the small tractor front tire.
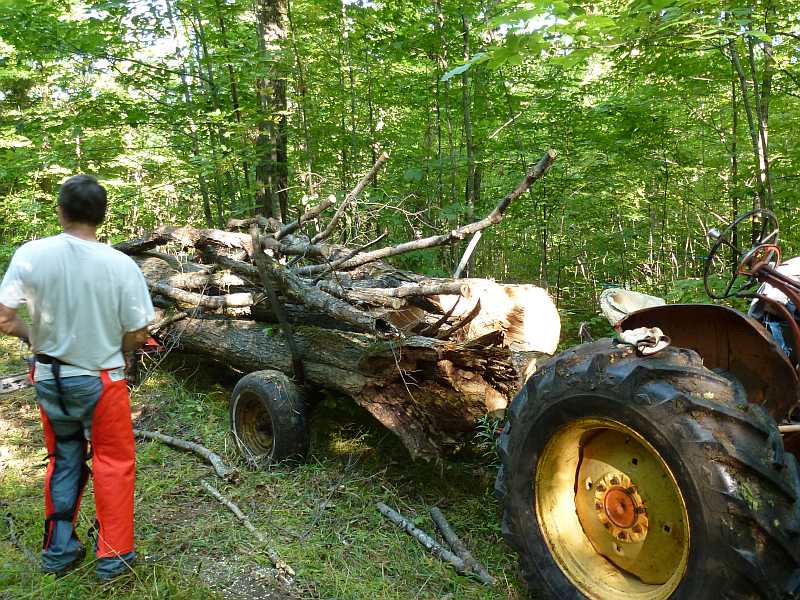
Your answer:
[497,341,800,599]
[230,370,308,466]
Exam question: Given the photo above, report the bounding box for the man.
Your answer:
[0,174,154,580]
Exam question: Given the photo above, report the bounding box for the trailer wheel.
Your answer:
[496,341,800,599]
[230,370,308,466]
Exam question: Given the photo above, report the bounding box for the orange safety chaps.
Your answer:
[41,370,136,559]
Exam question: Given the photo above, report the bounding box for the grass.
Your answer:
[0,336,527,599]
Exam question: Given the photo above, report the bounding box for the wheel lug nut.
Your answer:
[610,476,620,485]
[597,483,606,492]
[595,501,603,510]
[632,524,642,533]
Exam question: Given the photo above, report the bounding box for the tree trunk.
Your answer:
[287,0,314,198]
[255,0,289,221]
[165,0,214,227]
[461,11,475,223]
[158,316,542,459]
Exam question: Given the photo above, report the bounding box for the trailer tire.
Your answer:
[230,370,308,466]
[496,340,800,599]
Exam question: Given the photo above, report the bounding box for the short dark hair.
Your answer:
[58,175,107,226]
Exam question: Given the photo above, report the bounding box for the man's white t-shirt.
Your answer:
[0,233,155,381]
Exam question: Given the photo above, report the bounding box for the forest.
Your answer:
[2,0,797,326]
[1,0,799,598]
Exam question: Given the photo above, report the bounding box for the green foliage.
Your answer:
[0,0,798,336]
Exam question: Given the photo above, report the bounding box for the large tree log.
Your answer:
[158,317,538,459]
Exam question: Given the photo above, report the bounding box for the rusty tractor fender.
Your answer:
[620,303,799,422]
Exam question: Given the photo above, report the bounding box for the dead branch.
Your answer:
[200,479,294,582]
[262,234,337,259]
[141,251,210,272]
[162,270,250,290]
[206,250,259,278]
[251,228,305,382]
[149,310,190,334]
[315,281,406,310]
[430,506,495,585]
[276,194,337,241]
[254,232,396,335]
[226,215,279,231]
[312,230,389,282]
[299,150,556,275]
[133,429,239,483]
[376,502,491,585]
[359,281,464,298]
[311,152,390,244]
[147,281,259,309]
[315,280,464,311]
[437,299,482,339]
[114,228,176,255]
[114,226,253,256]
[416,297,461,337]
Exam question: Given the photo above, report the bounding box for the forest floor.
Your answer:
[0,335,527,600]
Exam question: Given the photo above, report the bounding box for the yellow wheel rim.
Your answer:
[535,418,690,600]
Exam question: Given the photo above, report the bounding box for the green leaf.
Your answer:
[402,167,423,182]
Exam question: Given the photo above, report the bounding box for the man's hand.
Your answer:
[122,326,150,353]
[0,303,31,346]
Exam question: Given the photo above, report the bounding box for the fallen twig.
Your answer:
[133,429,239,483]
[430,506,495,585]
[2,503,37,563]
[200,479,294,582]
[376,501,492,585]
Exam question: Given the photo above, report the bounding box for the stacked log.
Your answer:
[116,150,559,459]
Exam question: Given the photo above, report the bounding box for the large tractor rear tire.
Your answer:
[497,341,800,599]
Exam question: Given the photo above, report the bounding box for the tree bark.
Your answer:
[158,317,534,458]
[255,0,289,220]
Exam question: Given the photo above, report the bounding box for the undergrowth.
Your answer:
[0,337,526,599]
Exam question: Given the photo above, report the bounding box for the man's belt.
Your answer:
[35,354,71,416]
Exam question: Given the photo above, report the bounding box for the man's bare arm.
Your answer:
[0,303,30,344]
[122,326,150,353]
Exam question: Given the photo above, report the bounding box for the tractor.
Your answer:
[495,208,800,599]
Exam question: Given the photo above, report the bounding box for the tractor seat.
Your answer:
[600,288,666,327]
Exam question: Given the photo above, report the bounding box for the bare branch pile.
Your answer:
[115,151,559,459]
